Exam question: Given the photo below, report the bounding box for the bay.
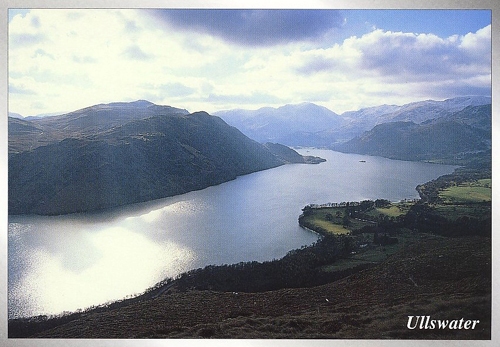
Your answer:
[8,149,457,319]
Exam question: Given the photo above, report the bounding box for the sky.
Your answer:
[8,9,492,116]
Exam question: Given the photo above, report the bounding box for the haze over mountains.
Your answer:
[8,101,321,215]
[8,96,491,215]
[335,105,491,162]
[214,103,344,145]
[215,96,492,149]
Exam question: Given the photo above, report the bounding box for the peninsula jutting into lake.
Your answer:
[8,98,491,339]
[8,7,492,341]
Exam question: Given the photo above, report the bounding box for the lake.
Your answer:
[8,149,457,319]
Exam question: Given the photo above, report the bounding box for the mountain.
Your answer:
[428,104,492,132]
[8,100,190,155]
[214,96,491,148]
[334,104,491,162]
[9,101,318,215]
[330,96,492,144]
[32,100,189,134]
[347,96,491,125]
[263,142,326,164]
[8,112,24,119]
[8,117,44,135]
[215,102,344,145]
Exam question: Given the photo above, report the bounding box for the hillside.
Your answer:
[9,235,490,339]
[334,104,491,162]
[10,171,490,338]
[8,102,319,215]
[215,102,345,145]
[263,142,326,164]
[428,104,492,132]
[8,100,189,155]
[215,96,491,147]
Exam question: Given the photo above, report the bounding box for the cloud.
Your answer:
[352,26,491,81]
[207,91,285,106]
[9,32,47,47]
[412,78,492,100]
[32,48,55,60]
[160,82,195,98]
[295,25,491,87]
[140,82,196,99]
[123,19,141,34]
[296,56,338,75]
[148,9,345,46]
[9,84,37,95]
[30,15,41,28]
[7,9,491,116]
[122,44,152,61]
[72,55,97,64]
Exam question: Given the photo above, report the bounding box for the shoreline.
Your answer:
[7,152,471,320]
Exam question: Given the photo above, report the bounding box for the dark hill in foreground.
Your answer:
[9,102,321,215]
[10,236,490,339]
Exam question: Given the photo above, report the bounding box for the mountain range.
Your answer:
[8,101,320,215]
[215,103,344,146]
[215,96,492,148]
[9,96,491,214]
[334,104,491,162]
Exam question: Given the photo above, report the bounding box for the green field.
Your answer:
[300,184,491,272]
[439,179,492,203]
[373,202,413,218]
[375,205,403,217]
[433,204,491,221]
[311,219,351,235]
[299,201,411,236]
[300,206,375,235]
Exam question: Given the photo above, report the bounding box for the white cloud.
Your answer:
[460,24,491,50]
[349,27,491,81]
[289,25,491,110]
[8,10,491,116]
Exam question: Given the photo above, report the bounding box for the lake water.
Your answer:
[8,149,457,319]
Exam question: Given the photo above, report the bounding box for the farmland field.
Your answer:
[439,179,492,203]
[310,219,351,235]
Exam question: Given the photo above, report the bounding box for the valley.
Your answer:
[7,7,493,342]
[8,149,491,339]
[8,96,492,339]
[9,169,491,338]
[8,101,323,215]
[216,96,491,153]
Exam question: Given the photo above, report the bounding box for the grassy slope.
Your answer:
[439,179,492,204]
[8,158,491,339]
[10,178,491,339]
[21,236,490,339]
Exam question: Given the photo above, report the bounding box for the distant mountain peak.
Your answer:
[215,102,343,144]
[8,105,289,215]
[335,104,491,162]
[8,112,24,119]
[106,100,156,108]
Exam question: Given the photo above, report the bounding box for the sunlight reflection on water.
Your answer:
[126,199,207,224]
[9,224,195,318]
[8,149,457,318]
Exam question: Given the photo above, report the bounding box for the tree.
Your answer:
[342,213,351,227]
[301,205,313,216]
